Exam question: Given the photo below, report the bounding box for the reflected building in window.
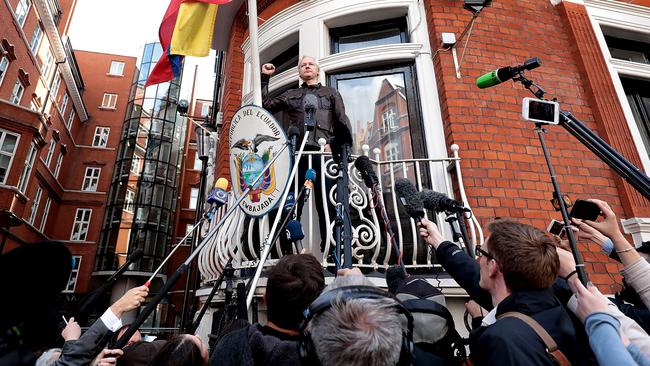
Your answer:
[95,42,186,281]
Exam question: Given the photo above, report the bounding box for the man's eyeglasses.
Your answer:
[475,244,494,260]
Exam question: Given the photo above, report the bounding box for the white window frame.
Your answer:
[0,129,20,185]
[40,197,51,231]
[82,167,101,191]
[101,93,118,109]
[53,151,63,178]
[92,127,110,147]
[66,109,75,130]
[63,256,82,292]
[0,53,9,88]
[201,103,210,117]
[10,79,25,105]
[51,72,61,99]
[586,1,650,172]
[60,92,68,115]
[17,142,37,193]
[14,0,31,27]
[27,185,42,225]
[385,142,400,161]
[29,23,43,54]
[382,108,397,132]
[70,208,92,241]
[130,155,142,175]
[109,61,125,76]
[41,49,54,80]
[193,151,202,170]
[44,139,55,167]
[242,0,447,168]
[189,187,199,209]
[124,189,135,213]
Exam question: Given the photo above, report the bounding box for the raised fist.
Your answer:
[262,63,276,76]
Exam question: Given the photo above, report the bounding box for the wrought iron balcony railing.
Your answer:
[197,143,483,284]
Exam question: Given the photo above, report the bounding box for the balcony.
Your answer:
[197,144,483,284]
[46,0,62,25]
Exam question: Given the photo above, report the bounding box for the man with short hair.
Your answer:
[210,254,325,366]
[261,57,353,255]
[419,218,579,365]
[307,268,404,366]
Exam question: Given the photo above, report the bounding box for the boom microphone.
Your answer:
[476,57,541,89]
[394,178,424,221]
[354,156,379,188]
[420,189,470,213]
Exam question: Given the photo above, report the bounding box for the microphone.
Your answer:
[394,178,424,221]
[354,156,379,189]
[285,220,305,253]
[303,168,317,201]
[476,57,541,89]
[283,191,295,215]
[420,189,470,213]
[285,220,305,241]
[207,178,229,208]
[303,94,317,129]
[287,125,300,154]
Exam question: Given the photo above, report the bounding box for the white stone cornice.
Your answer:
[610,59,650,80]
[586,0,650,18]
[33,0,88,122]
[622,217,650,245]
[319,43,422,73]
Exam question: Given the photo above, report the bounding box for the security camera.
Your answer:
[464,0,492,13]
[178,99,189,115]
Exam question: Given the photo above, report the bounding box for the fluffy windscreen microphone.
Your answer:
[354,156,379,188]
[395,178,424,220]
[420,189,470,213]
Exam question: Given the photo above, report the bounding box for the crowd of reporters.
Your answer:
[1,198,650,365]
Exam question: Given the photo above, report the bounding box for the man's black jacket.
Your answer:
[434,241,586,366]
[261,74,352,149]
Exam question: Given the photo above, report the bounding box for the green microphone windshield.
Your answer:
[476,70,501,89]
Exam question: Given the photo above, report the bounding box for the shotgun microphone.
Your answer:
[420,189,470,213]
[394,178,424,221]
[476,57,541,89]
[354,156,379,188]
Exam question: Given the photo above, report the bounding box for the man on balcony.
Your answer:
[261,56,353,258]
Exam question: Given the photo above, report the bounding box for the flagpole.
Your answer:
[248,0,262,106]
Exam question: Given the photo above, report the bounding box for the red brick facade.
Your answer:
[212,0,650,293]
[0,0,136,296]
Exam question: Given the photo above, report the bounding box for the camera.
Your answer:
[522,98,559,125]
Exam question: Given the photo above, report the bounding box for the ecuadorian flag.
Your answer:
[145,0,231,87]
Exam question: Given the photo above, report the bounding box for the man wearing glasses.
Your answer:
[419,218,580,365]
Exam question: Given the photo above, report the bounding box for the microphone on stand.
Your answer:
[205,178,229,220]
[394,178,424,221]
[303,168,317,202]
[287,126,300,157]
[285,219,305,253]
[303,94,317,130]
[420,189,470,213]
[476,57,541,89]
[354,156,379,189]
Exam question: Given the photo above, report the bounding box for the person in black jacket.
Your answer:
[261,57,353,256]
[419,218,580,365]
[209,254,325,366]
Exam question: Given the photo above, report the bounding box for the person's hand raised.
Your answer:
[262,63,276,76]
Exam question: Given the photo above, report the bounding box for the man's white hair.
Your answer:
[35,348,61,366]
[299,55,320,70]
[310,275,404,366]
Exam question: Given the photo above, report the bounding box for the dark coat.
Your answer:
[261,74,352,149]
[209,323,301,366]
[434,241,587,366]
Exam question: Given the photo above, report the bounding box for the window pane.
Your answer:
[338,29,402,53]
[1,134,18,153]
[334,72,414,160]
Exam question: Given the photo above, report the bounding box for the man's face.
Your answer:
[477,238,494,290]
[299,57,319,82]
